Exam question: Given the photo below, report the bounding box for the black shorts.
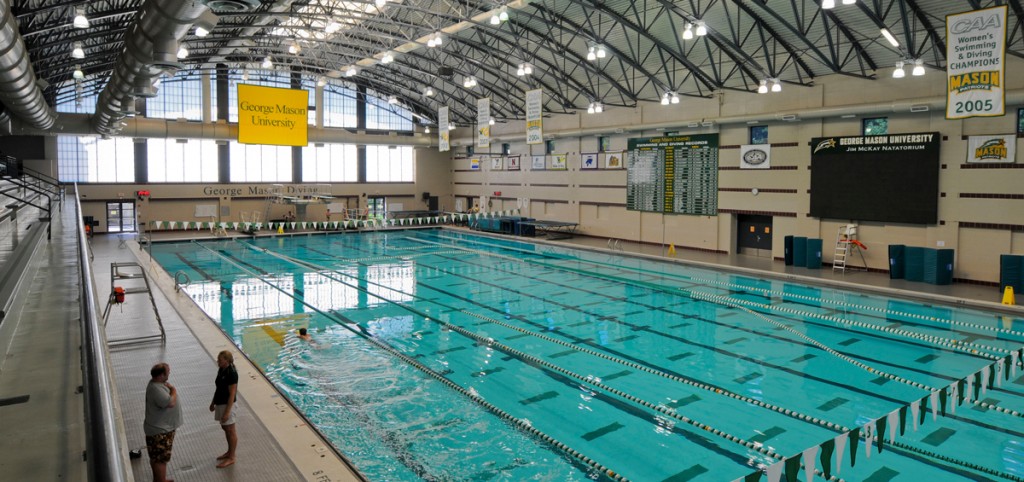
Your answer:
[145,430,176,464]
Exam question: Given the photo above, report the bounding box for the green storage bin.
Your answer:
[1000,254,1023,294]
[889,245,905,279]
[806,238,823,269]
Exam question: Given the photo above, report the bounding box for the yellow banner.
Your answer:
[237,84,309,146]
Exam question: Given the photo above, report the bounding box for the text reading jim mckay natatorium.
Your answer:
[238,101,306,129]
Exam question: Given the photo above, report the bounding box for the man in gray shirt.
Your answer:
[145,363,182,482]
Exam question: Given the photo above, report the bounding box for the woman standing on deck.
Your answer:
[209,350,239,468]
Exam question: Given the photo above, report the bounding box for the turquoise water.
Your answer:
[151,229,1024,481]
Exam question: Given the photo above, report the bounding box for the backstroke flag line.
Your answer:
[946,6,1007,119]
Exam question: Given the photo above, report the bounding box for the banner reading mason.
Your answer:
[237,84,308,146]
[946,6,1007,119]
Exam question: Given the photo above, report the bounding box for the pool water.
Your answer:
[151,228,1024,481]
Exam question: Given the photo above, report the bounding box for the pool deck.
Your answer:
[1,219,1021,482]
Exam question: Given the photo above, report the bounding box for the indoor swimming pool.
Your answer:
[150,228,1024,481]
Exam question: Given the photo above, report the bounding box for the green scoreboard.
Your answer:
[626,134,719,215]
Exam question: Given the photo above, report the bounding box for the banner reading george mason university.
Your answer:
[525,89,543,145]
[477,98,490,149]
[438,106,450,152]
[237,84,309,146]
[946,6,1007,119]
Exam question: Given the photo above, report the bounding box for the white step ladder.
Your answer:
[833,224,867,273]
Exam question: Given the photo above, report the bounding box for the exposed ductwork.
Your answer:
[0,0,56,131]
[91,0,211,135]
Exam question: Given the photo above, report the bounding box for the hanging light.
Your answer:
[821,0,836,9]
[71,42,85,59]
[880,28,899,47]
[594,102,604,113]
[892,61,906,78]
[345,66,358,77]
[325,21,341,35]
[490,13,501,25]
[317,77,327,87]
[587,102,595,114]
[682,23,694,40]
[449,123,456,130]
[427,37,436,48]
[388,95,398,104]
[524,64,532,75]
[242,69,250,81]
[596,44,607,58]
[288,42,300,54]
[586,46,597,61]
[262,56,273,69]
[424,126,431,133]
[73,65,84,79]
[499,7,509,22]
[661,92,670,105]
[670,92,680,104]
[517,64,525,76]
[911,59,925,76]
[757,79,768,94]
[842,0,856,4]
[489,117,495,125]
[695,21,708,36]
[177,46,189,59]
[424,86,434,96]
[381,52,394,64]
[73,7,89,29]
[195,10,219,37]
[433,32,443,47]
[771,78,782,92]
[375,0,388,7]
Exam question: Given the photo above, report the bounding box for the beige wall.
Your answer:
[451,61,1024,284]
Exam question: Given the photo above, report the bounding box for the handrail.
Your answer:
[74,183,129,482]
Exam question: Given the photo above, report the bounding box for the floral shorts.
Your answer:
[145,430,176,464]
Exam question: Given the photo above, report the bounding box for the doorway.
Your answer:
[106,201,136,233]
[736,214,772,257]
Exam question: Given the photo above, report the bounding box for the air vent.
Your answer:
[202,0,261,12]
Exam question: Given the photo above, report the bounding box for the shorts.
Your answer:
[145,430,176,464]
[214,404,236,426]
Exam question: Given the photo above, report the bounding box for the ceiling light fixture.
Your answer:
[381,52,394,64]
[682,23,694,40]
[661,92,670,106]
[587,46,597,61]
[911,59,925,76]
[843,0,856,4]
[345,66,358,77]
[880,28,899,47]
[425,86,434,96]
[695,21,708,36]
[425,126,431,133]
[194,10,219,37]
[375,0,388,8]
[596,44,607,58]
[892,61,905,78]
[317,77,327,87]
[177,46,188,59]
[73,7,89,29]
[771,78,782,92]
[821,0,835,9]
[73,65,84,79]
[71,42,84,59]
[757,79,768,94]
[499,7,509,22]
[463,76,478,88]
[262,56,273,69]
[242,69,249,81]
[671,92,680,104]
[490,12,501,25]
[449,123,456,131]
[325,21,341,35]
[388,95,398,104]
[489,117,495,125]
[288,42,300,54]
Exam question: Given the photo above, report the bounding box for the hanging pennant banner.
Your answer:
[946,6,1007,119]
[237,84,309,146]
[439,106,450,152]
[477,97,491,148]
[525,89,543,144]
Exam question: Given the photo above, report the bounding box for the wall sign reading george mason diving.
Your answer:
[946,6,1007,119]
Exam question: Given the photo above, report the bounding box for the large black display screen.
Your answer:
[809,132,940,225]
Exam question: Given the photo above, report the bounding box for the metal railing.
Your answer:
[74,183,130,482]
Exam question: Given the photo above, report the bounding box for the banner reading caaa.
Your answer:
[946,6,1007,119]
[237,84,309,146]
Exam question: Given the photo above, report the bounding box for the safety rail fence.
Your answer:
[0,153,62,240]
[74,184,130,482]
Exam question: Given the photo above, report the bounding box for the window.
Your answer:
[365,89,413,131]
[58,136,136,183]
[863,117,888,136]
[366,145,414,182]
[598,136,610,152]
[228,73,292,122]
[501,143,511,156]
[466,145,475,156]
[322,83,358,128]
[302,143,358,182]
[55,82,98,114]
[1017,108,1024,135]
[545,139,556,154]
[229,142,293,182]
[148,138,219,183]
[148,77,213,121]
[749,126,768,145]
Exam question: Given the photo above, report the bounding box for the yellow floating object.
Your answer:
[667,244,676,256]
[277,224,284,234]
[1002,286,1015,305]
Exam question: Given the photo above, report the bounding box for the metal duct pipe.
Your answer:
[91,0,208,135]
[0,0,56,130]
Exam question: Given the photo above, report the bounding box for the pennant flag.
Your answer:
[957,379,966,406]
[887,410,899,443]
[290,222,296,230]
[400,218,405,226]
[168,221,177,229]
[256,222,263,229]
[929,391,940,421]
[784,456,801,482]
[996,358,1005,387]
[876,416,888,453]
[913,397,924,430]
[863,420,875,458]
[834,432,848,474]
[154,221,164,229]
[939,388,948,416]
[1012,350,1020,377]
[802,446,819,482]
[949,382,959,415]
[819,438,835,479]
[974,371,983,399]
[765,460,783,482]
[745,471,763,482]
[232,222,240,230]
[966,375,975,403]
[848,427,860,467]
[982,366,991,394]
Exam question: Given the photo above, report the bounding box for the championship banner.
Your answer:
[438,106,450,152]
[946,6,1007,119]
[967,134,1016,163]
[525,89,543,145]
[237,84,308,146]
[477,98,490,149]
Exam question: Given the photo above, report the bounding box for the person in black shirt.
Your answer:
[209,350,238,468]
